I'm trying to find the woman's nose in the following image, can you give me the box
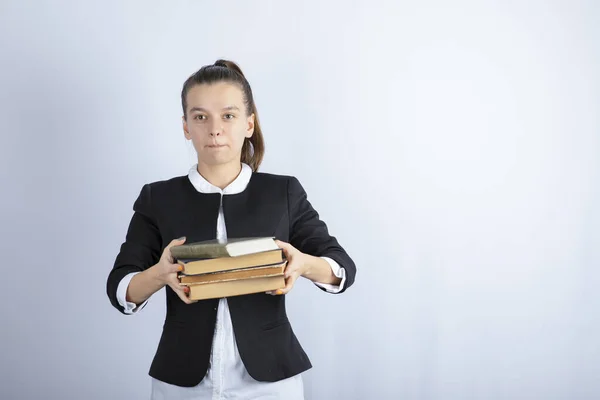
[209,125,222,136]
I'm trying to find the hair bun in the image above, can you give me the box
[214,59,246,78]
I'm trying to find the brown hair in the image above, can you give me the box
[181,59,265,171]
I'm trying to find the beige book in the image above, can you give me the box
[187,275,286,301]
[178,249,284,275]
[179,262,286,285]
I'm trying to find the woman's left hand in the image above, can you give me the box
[267,240,310,295]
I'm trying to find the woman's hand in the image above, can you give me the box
[267,240,310,295]
[266,240,343,296]
[152,237,196,304]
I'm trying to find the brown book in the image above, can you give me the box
[179,262,286,285]
[177,249,284,275]
[187,275,286,300]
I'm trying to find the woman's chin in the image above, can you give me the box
[198,153,239,167]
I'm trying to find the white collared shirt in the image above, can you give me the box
[116,163,346,399]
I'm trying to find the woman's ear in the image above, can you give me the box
[183,116,191,140]
[246,113,255,138]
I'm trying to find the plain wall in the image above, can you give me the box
[1,1,598,399]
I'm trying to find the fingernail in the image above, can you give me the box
[276,289,283,295]
[178,266,183,271]
[177,236,186,240]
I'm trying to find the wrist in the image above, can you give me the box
[301,254,316,278]
[147,264,164,286]
[303,255,340,285]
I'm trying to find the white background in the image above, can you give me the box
[1,1,598,399]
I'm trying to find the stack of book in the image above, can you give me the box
[170,237,287,301]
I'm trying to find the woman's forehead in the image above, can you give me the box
[187,82,245,109]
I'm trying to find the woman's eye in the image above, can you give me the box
[224,114,234,120]
[194,115,206,120]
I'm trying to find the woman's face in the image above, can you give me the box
[183,82,254,169]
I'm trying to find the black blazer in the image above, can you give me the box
[106,171,356,387]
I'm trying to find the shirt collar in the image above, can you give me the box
[187,163,252,195]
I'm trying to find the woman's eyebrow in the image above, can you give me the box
[189,106,240,113]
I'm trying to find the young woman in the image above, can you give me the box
[106,59,357,399]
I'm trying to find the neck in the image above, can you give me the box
[196,161,243,190]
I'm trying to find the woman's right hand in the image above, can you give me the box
[153,237,196,304]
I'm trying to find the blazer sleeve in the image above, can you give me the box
[287,176,356,292]
[106,184,163,313]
